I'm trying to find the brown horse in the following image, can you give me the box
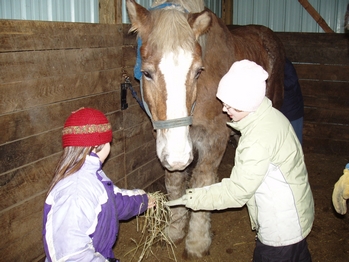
[126,0,285,258]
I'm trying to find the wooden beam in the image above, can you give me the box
[222,0,233,25]
[115,0,122,24]
[298,0,334,33]
[99,0,122,24]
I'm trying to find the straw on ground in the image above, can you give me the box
[124,191,177,262]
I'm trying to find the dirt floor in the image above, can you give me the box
[115,142,349,262]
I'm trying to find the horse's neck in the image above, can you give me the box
[202,15,236,76]
[209,15,233,52]
[152,0,204,12]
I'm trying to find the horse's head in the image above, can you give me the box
[126,0,211,171]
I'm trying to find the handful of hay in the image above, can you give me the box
[125,191,177,262]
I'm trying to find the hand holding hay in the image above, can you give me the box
[125,191,177,262]
[147,194,156,209]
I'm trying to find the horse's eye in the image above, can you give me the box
[142,71,152,80]
[195,67,204,79]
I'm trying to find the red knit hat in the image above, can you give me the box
[62,108,112,148]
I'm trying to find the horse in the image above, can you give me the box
[126,0,286,258]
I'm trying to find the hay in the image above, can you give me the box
[124,191,177,262]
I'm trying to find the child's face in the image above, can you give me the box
[96,142,111,163]
[223,103,249,122]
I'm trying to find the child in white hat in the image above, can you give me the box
[166,60,314,261]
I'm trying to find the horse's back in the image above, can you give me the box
[228,24,285,109]
[229,25,285,68]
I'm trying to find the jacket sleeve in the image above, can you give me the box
[114,188,148,220]
[185,142,270,211]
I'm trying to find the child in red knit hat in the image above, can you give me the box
[43,107,155,262]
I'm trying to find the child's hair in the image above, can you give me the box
[47,144,104,194]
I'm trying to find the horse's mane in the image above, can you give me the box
[148,8,196,55]
[152,0,204,12]
[150,0,206,55]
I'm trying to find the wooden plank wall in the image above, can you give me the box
[0,20,164,261]
[277,32,349,156]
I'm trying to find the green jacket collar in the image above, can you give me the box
[226,97,272,132]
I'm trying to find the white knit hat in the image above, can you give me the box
[216,59,268,112]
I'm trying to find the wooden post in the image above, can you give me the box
[298,0,334,33]
[99,0,122,24]
[115,0,122,24]
[222,0,233,25]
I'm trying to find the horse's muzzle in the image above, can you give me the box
[161,154,194,171]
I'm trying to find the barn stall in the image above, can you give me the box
[0,11,165,262]
[0,0,348,261]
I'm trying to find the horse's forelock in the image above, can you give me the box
[148,9,196,55]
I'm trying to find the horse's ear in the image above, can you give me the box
[187,8,212,40]
[126,0,151,34]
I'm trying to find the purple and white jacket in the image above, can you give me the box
[43,154,148,261]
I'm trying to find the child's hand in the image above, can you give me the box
[147,194,156,208]
[332,164,349,215]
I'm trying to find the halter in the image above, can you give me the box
[134,3,195,130]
